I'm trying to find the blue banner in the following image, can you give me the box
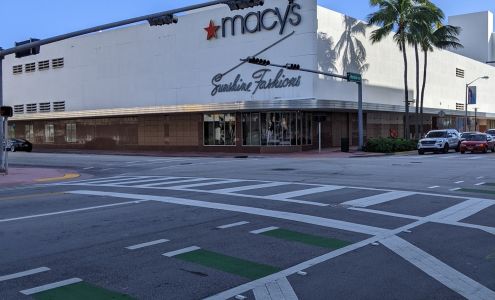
[468,86,477,105]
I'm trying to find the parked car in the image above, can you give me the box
[460,131,479,142]
[417,129,461,155]
[460,133,494,154]
[486,129,495,138]
[4,139,33,152]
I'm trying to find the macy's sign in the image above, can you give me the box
[204,1,302,40]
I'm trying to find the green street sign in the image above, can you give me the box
[347,72,362,83]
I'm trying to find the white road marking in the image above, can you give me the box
[250,227,279,234]
[99,177,179,187]
[163,246,201,257]
[0,267,50,282]
[56,175,130,184]
[73,176,150,185]
[449,188,461,191]
[68,190,387,235]
[0,200,146,223]
[20,278,83,295]
[381,236,495,300]
[467,156,482,160]
[475,182,486,186]
[477,176,485,180]
[136,178,209,188]
[126,239,170,250]
[83,167,94,170]
[268,186,344,200]
[171,179,243,189]
[217,221,250,229]
[212,182,288,194]
[428,186,440,189]
[430,199,494,222]
[348,207,419,220]
[342,191,415,208]
[254,277,299,300]
[454,181,464,184]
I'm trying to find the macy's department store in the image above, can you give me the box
[4,0,495,152]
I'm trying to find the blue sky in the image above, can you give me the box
[0,0,493,48]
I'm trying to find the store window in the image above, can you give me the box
[203,113,236,146]
[66,123,77,143]
[243,112,312,146]
[25,124,34,141]
[44,124,54,143]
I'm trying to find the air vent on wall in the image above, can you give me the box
[39,102,51,113]
[13,65,23,75]
[38,60,50,71]
[52,58,64,69]
[26,103,37,113]
[456,68,465,78]
[53,101,65,112]
[25,63,36,73]
[456,103,465,111]
[14,105,24,114]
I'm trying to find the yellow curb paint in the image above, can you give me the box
[35,173,80,183]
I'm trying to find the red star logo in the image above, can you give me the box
[204,20,220,40]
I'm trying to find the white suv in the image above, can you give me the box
[418,129,461,155]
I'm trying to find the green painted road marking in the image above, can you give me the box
[459,188,495,195]
[33,282,135,300]
[261,228,351,249]
[175,249,280,280]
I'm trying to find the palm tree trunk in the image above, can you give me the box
[414,43,420,139]
[420,50,428,135]
[402,39,410,140]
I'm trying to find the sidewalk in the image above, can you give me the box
[0,168,80,187]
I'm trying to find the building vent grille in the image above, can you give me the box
[38,60,50,71]
[26,103,37,113]
[13,65,23,75]
[53,101,65,112]
[39,102,51,113]
[456,103,465,111]
[456,68,465,78]
[14,105,24,114]
[25,63,36,73]
[52,58,64,69]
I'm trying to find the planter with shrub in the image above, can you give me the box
[364,137,417,153]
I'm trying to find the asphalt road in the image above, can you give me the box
[1,151,494,300]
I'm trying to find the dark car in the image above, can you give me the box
[460,133,494,154]
[5,139,33,152]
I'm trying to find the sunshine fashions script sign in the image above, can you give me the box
[211,68,302,96]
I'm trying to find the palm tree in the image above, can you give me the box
[418,24,462,134]
[409,0,444,138]
[368,0,438,139]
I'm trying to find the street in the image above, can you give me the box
[1,152,494,299]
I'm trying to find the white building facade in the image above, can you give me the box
[3,0,495,152]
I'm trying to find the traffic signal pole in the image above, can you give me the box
[0,56,5,174]
[243,58,364,151]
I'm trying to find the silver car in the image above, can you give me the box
[418,129,461,155]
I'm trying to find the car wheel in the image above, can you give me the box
[11,146,16,152]
[461,151,465,154]
[483,147,488,154]
[443,144,449,154]
[418,149,424,155]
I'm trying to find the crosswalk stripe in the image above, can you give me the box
[342,191,415,207]
[172,179,244,189]
[136,178,208,188]
[213,182,288,194]
[269,186,344,200]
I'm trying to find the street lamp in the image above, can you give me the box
[465,76,489,132]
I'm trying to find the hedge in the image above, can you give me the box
[364,137,417,153]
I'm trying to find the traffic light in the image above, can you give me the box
[247,56,270,66]
[0,106,13,118]
[15,38,40,58]
[286,63,300,70]
[224,0,264,11]
[147,14,178,26]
